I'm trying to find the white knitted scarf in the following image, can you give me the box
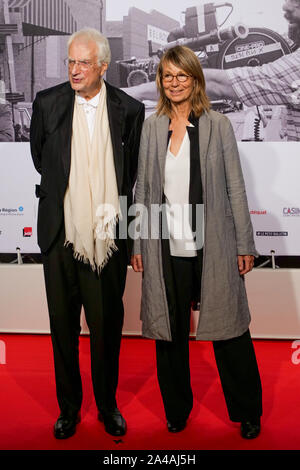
[64,81,120,272]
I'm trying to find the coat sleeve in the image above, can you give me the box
[132,118,150,255]
[30,93,44,174]
[221,116,259,257]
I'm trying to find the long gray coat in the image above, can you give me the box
[133,109,258,341]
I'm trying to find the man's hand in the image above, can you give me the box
[238,255,254,275]
[123,82,158,102]
[131,254,144,272]
[203,68,239,101]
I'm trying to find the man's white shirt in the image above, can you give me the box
[75,89,102,139]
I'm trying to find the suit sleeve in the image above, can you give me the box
[30,93,45,174]
[127,102,145,189]
[221,116,259,257]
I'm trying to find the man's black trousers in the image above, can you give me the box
[42,226,127,417]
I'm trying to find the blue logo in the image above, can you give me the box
[18,206,24,212]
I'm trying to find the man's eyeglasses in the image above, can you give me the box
[162,73,192,83]
[64,59,98,71]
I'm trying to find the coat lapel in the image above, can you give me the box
[105,81,124,194]
[155,111,212,187]
[59,83,75,182]
[155,114,169,184]
[198,111,212,190]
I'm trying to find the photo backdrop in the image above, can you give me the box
[0,0,299,255]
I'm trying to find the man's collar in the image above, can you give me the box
[75,89,101,107]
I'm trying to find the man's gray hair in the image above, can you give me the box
[68,28,111,65]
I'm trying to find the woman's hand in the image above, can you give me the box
[131,254,144,272]
[238,255,254,275]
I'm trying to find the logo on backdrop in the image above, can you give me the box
[256,231,288,236]
[0,206,25,216]
[23,227,32,237]
[283,207,300,216]
[250,210,267,215]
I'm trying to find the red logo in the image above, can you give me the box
[23,227,32,237]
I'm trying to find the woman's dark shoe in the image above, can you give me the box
[54,412,81,439]
[240,420,261,439]
[167,419,187,433]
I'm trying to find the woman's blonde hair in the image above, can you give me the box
[156,45,210,118]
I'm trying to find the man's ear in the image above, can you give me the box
[100,62,108,76]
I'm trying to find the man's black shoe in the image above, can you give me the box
[167,419,187,433]
[240,420,261,439]
[98,408,127,436]
[54,413,81,439]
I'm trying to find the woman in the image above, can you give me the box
[131,46,262,439]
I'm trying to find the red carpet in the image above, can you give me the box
[0,333,300,451]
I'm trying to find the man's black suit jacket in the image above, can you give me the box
[30,80,145,258]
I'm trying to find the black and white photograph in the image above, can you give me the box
[1,0,300,141]
[1,2,300,255]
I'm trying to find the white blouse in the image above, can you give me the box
[164,130,197,257]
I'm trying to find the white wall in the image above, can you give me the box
[1,265,300,339]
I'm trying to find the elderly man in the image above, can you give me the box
[30,28,144,439]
